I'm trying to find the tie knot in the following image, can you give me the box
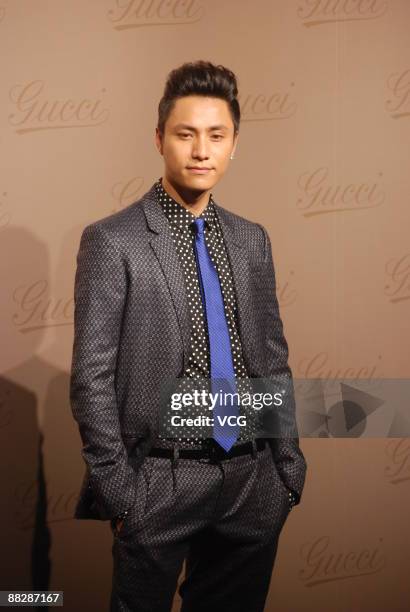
[192,218,205,236]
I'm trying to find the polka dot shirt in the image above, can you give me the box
[155,177,259,448]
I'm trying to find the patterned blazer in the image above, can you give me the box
[69,181,307,521]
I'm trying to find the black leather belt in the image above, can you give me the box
[147,438,267,461]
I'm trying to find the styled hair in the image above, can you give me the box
[157,60,240,138]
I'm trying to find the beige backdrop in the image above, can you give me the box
[1,0,409,610]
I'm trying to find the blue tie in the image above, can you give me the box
[192,218,239,452]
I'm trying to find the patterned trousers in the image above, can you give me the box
[110,443,291,612]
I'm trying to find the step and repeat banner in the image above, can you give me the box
[1,1,409,611]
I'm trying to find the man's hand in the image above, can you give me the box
[112,507,130,535]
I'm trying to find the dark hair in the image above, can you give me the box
[157,60,240,138]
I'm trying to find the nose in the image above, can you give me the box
[191,135,210,160]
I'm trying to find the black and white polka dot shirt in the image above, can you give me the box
[155,177,259,448]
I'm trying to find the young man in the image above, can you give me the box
[70,60,307,612]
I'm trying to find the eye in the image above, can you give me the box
[178,133,191,138]
[212,134,224,140]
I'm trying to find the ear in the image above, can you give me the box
[231,131,239,157]
[155,127,163,155]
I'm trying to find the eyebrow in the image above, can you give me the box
[173,123,229,132]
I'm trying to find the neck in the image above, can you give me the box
[161,174,211,218]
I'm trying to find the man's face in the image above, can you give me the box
[155,95,238,192]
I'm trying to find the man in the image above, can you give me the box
[70,60,307,612]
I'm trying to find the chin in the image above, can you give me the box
[183,173,216,187]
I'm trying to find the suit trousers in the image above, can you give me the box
[109,442,292,612]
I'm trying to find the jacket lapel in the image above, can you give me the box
[213,204,261,375]
[141,183,260,376]
[142,184,193,371]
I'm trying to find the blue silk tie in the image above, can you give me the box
[192,218,239,452]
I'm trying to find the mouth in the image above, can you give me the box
[186,167,212,174]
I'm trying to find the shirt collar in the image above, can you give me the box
[155,176,218,234]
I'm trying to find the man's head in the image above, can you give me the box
[155,60,240,195]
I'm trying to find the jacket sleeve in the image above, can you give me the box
[257,223,307,505]
[69,223,137,519]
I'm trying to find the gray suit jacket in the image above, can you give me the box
[70,181,307,521]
